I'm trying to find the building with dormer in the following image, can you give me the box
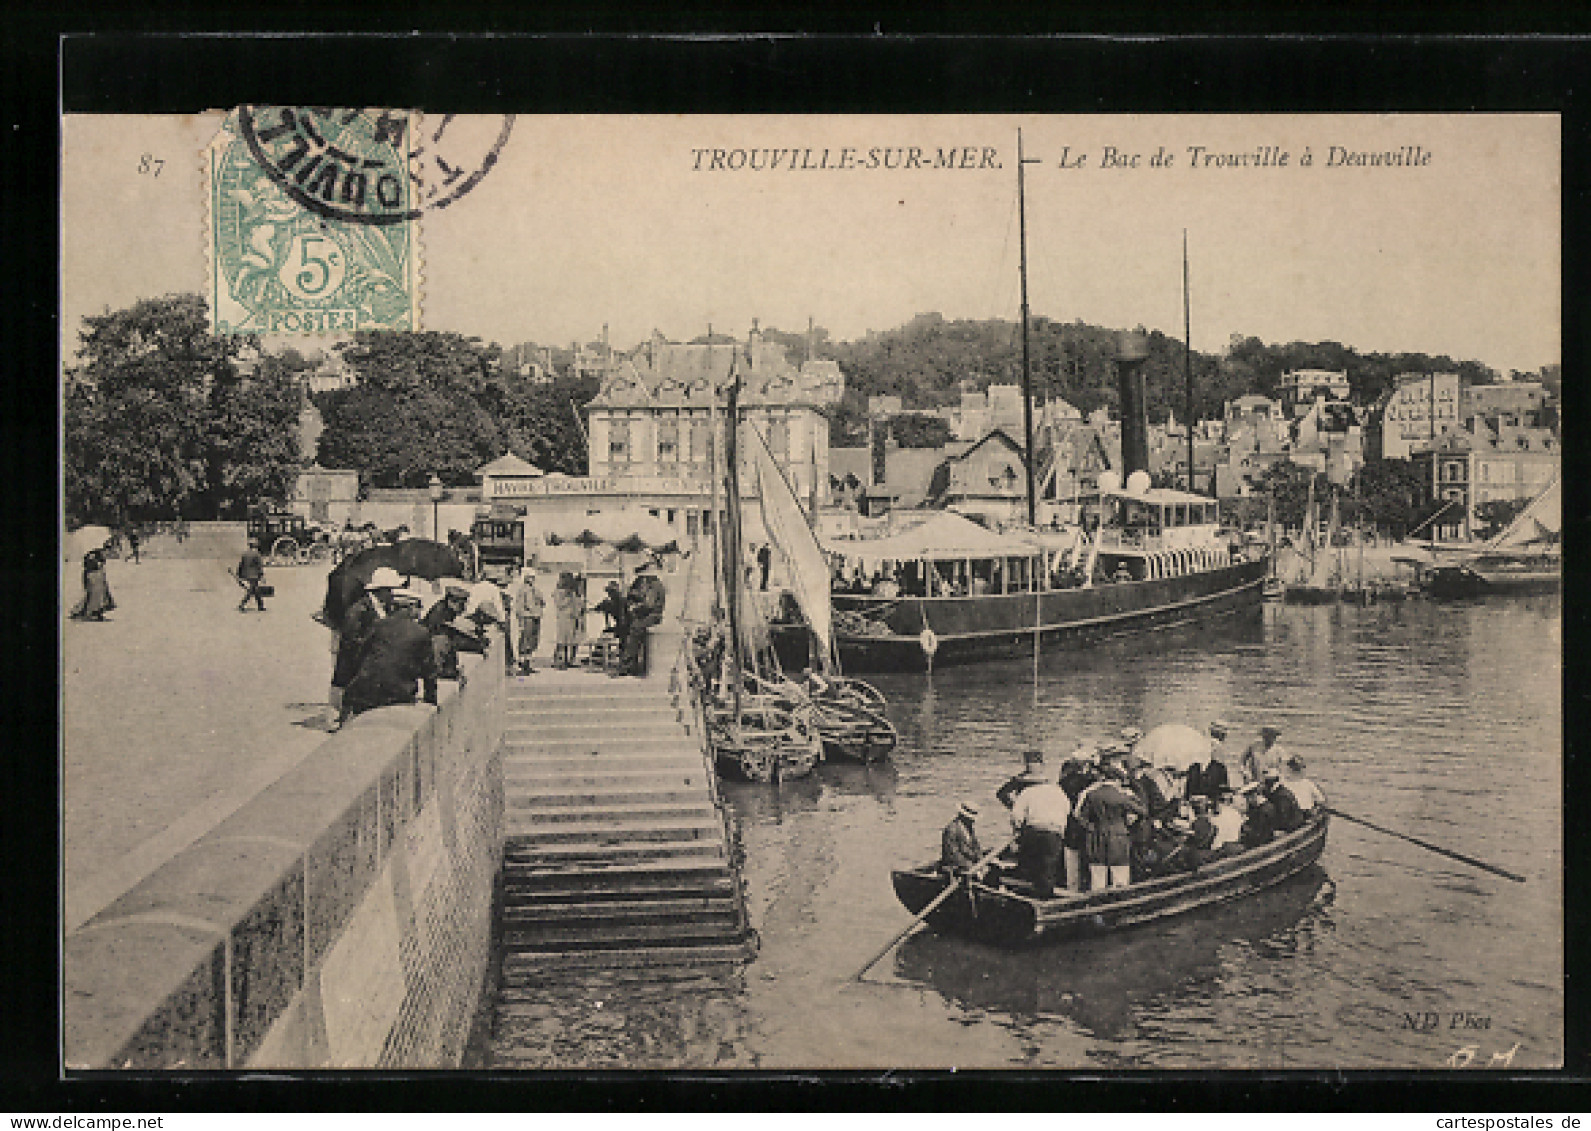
[585,327,845,506]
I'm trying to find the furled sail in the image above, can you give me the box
[743,419,834,670]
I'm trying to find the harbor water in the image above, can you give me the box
[484,594,1563,1069]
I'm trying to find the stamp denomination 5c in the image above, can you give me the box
[207,107,422,335]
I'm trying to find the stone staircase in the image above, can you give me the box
[496,670,754,983]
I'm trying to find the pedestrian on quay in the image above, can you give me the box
[1008,755,1073,898]
[329,566,402,727]
[620,558,667,677]
[940,801,986,881]
[421,581,474,681]
[126,527,141,564]
[551,572,583,669]
[757,544,773,591]
[235,543,268,612]
[69,549,116,622]
[506,566,545,675]
[340,587,439,722]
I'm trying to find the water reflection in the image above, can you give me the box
[894,869,1334,1041]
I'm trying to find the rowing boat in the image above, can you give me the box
[891,810,1328,946]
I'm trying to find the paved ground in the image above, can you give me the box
[61,551,698,932]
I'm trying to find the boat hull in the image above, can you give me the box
[891,811,1328,946]
[834,558,1267,671]
[1425,564,1561,600]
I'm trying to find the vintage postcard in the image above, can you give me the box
[61,110,1561,1072]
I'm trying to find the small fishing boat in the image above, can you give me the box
[890,810,1328,946]
[1422,474,1561,600]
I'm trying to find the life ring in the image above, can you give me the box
[919,627,939,657]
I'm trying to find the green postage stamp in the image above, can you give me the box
[207,107,422,335]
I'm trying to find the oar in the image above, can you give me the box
[1326,806,1526,884]
[854,836,1015,982]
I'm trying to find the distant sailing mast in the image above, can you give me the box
[1017,129,1042,528]
[1183,230,1197,494]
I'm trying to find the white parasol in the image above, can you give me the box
[1135,723,1212,771]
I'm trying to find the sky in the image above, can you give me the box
[62,113,1560,375]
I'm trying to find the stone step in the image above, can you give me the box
[501,868,736,902]
[506,723,691,744]
[504,735,702,754]
[503,839,725,866]
[507,787,707,809]
[502,750,706,774]
[506,804,720,828]
[505,767,707,790]
[499,941,755,978]
[500,895,740,925]
[502,818,723,847]
[506,698,681,716]
[502,920,745,952]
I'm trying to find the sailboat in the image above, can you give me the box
[1262,496,1285,600]
[1284,477,1341,604]
[690,360,825,783]
[1424,473,1561,599]
[825,132,1268,671]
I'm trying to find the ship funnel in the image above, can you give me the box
[1115,328,1151,477]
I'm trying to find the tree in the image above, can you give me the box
[64,294,303,524]
[315,331,505,487]
[889,413,952,449]
[1348,458,1430,538]
[1252,460,1328,531]
[1474,497,1528,540]
[493,373,601,476]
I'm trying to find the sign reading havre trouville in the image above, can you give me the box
[488,475,756,499]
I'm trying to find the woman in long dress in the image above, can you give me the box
[70,549,115,621]
[552,572,582,668]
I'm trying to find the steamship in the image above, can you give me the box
[821,138,1267,673]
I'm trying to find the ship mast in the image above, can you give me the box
[1183,230,1197,494]
[1017,128,1042,528]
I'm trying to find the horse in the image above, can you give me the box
[318,538,470,628]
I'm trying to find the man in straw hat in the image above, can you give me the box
[1239,724,1285,786]
[1074,750,1148,890]
[328,565,404,730]
[995,748,1050,810]
[1279,753,1327,815]
[940,800,986,880]
[1008,757,1073,899]
[1189,720,1234,800]
[340,585,439,724]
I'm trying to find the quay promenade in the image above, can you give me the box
[63,554,346,932]
[62,540,736,1068]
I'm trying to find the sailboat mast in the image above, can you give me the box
[1183,230,1196,494]
[724,360,745,718]
[1017,128,1039,528]
[707,332,724,617]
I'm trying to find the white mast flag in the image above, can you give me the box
[742,419,834,670]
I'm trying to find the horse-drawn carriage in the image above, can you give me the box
[247,509,336,566]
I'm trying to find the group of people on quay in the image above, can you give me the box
[941,721,1328,897]
[324,555,670,728]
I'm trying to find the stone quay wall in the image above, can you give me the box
[64,642,506,1070]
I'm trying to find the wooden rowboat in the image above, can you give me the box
[891,810,1328,946]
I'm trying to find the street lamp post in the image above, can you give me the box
[428,474,444,542]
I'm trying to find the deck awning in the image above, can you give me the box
[820,511,1040,560]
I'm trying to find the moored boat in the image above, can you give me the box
[1422,473,1560,600]
[890,810,1328,946]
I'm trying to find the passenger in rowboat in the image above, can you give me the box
[995,749,1049,810]
[1007,754,1073,899]
[1238,780,1279,847]
[1278,754,1327,814]
[1074,753,1148,891]
[1058,756,1098,894]
[940,801,988,881]
[1239,724,1285,785]
[1259,767,1306,833]
[1187,720,1234,800]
